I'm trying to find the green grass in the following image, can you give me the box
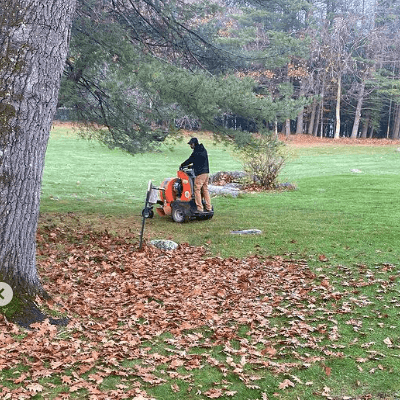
[6,125,400,399]
[138,141,400,270]
[42,126,400,268]
[41,126,241,214]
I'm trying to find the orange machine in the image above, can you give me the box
[142,168,214,223]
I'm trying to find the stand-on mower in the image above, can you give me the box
[142,167,214,223]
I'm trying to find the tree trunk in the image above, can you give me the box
[318,71,326,138]
[392,104,400,140]
[274,118,278,139]
[350,81,365,139]
[296,81,306,134]
[386,99,393,139]
[334,75,341,139]
[0,0,76,307]
[313,103,320,136]
[368,124,374,138]
[318,99,324,137]
[296,108,304,135]
[308,99,317,135]
[285,118,291,136]
[361,114,370,139]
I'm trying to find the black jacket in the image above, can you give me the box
[181,143,209,176]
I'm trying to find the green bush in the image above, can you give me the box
[240,133,287,189]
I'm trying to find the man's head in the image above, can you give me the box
[188,137,199,149]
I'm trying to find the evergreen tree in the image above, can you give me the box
[58,0,310,152]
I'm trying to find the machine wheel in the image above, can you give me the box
[142,207,154,219]
[171,204,187,223]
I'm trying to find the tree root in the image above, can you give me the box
[10,297,69,329]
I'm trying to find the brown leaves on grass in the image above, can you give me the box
[280,133,400,148]
[0,225,396,399]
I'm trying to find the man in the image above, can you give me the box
[180,137,212,213]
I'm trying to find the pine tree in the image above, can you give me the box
[58,0,311,151]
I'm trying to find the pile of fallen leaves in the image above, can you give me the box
[0,225,396,399]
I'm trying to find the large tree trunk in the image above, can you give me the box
[334,75,341,139]
[308,99,317,135]
[318,71,326,138]
[361,114,370,139]
[296,107,304,135]
[274,118,278,139]
[284,118,291,136]
[313,103,320,136]
[350,81,365,139]
[296,81,306,134]
[318,99,324,137]
[0,0,76,311]
[392,104,400,140]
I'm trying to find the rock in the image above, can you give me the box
[209,171,247,184]
[208,183,243,197]
[230,229,262,235]
[150,239,178,250]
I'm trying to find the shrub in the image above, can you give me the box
[239,133,287,189]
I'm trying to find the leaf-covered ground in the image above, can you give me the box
[1,225,399,399]
[279,133,400,148]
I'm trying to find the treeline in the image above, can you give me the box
[57,0,400,151]
[200,0,400,139]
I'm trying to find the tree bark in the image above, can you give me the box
[296,107,304,135]
[285,118,291,136]
[318,70,326,138]
[274,118,278,139]
[392,104,400,140]
[361,114,370,139]
[308,99,317,135]
[334,75,341,139]
[350,81,365,139]
[296,81,306,134]
[0,0,76,303]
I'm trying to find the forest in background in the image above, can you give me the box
[57,0,400,151]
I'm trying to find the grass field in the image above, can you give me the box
[41,125,400,267]
[2,124,400,400]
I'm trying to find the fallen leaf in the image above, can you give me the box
[383,337,392,346]
[61,375,72,384]
[26,383,44,394]
[171,384,180,393]
[204,388,223,398]
[279,379,295,389]
[13,373,28,384]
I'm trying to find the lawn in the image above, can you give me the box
[40,125,400,267]
[1,124,400,400]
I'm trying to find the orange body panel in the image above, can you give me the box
[157,170,193,216]
[160,177,177,203]
[177,170,193,201]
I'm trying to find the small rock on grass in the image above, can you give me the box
[230,229,262,235]
[150,239,179,250]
